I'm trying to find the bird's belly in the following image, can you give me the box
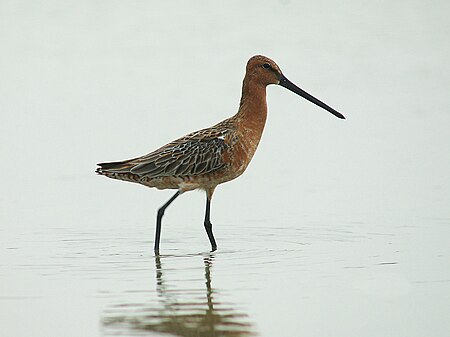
[141,174,225,192]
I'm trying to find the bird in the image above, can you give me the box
[96,55,345,254]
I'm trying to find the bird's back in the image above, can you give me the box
[96,117,245,191]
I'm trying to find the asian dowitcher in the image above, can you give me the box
[96,55,345,254]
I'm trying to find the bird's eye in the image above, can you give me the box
[262,63,271,69]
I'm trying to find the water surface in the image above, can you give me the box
[1,1,449,336]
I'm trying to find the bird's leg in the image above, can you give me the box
[204,195,217,251]
[154,191,180,254]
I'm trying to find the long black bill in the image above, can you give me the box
[279,74,345,119]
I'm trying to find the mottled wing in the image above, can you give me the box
[129,135,229,178]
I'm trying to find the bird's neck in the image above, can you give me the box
[235,77,268,132]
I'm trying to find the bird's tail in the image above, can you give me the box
[95,159,134,175]
[96,159,145,184]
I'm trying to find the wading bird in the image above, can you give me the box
[96,55,345,254]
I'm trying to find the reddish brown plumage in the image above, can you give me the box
[97,55,280,198]
[96,55,344,252]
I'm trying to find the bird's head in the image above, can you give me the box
[245,55,345,119]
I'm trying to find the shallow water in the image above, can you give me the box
[2,202,449,336]
[1,1,450,336]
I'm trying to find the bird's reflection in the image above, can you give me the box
[103,253,255,336]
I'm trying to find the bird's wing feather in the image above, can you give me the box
[129,130,229,178]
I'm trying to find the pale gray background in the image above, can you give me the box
[1,1,449,337]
